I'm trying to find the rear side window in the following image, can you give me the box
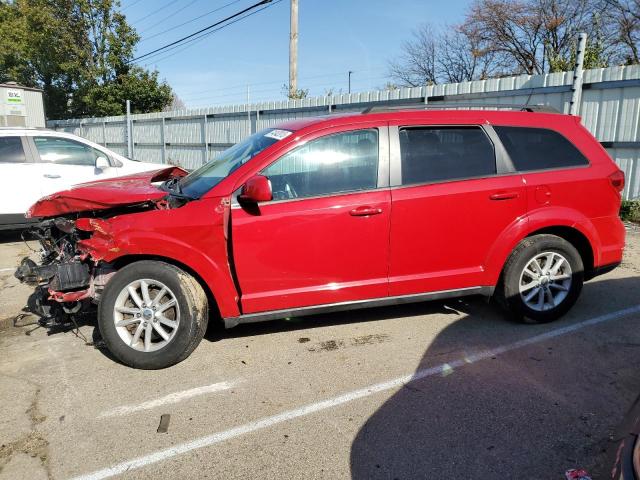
[494,126,589,172]
[0,137,27,163]
[399,126,496,185]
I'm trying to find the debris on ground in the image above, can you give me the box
[157,414,170,434]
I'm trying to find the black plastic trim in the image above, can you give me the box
[224,286,493,328]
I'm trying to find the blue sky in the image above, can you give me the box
[123,0,473,108]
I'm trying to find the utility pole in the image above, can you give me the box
[569,33,587,116]
[289,0,298,98]
[348,70,353,94]
[126,99,132,158]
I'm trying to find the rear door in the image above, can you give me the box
[231,125,391,314]
[0,135,43,221]
[387,122,527,296]
[29,135,118,196]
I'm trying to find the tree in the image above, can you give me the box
[388,24,503,86]
[281,83,309,99]
[438,27,503,82]
[82,67,173,116]
[604,0,640,63]
[389,0,634,87]
[389,24,438,87]
[164,93,186,111]
[0,0,173,119]
[461,0,617,74]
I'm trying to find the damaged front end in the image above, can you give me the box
[14,166,189,329]
[15,217,117,328]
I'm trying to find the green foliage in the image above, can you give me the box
[0,0,173,118]
[281,83,309,100]
[620,200,640,223]
[547,38,608,73]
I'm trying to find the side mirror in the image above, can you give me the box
[95,156,110,170]
[239,175,272,203]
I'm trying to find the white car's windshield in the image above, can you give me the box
[179,128,292,198]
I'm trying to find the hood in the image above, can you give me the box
[26,166,188,218]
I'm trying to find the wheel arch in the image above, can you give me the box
[110,254,223,323]
[484,209,601,286]
[524,226,594,275]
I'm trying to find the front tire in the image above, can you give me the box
[495,234,584,323]
[98,261,208,369]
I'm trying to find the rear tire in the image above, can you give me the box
[494,234,584,323]
[98,260,208,369]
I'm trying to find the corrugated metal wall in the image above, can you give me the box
[47,65,640,199]
[23,89,46,127]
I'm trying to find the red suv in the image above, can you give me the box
[16,107,626,369]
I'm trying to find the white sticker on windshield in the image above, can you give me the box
[264,129,292,140]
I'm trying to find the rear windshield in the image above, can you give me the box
[179,128,291,198]
[494,126,589,172]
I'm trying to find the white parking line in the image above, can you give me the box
[98,381,237,418]
[70,304,640,480]
[0,267,15,273]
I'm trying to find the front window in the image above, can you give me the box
[262,129,379,200]
[180,128,291,198]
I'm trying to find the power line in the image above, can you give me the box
[138,0,202,34]
[185,74,393,105]
[135,0,283,65]
[122,0,145,12]
[129,0,175,24]
[139,0,244,43]
[131,0,273,63]
[178,67,389,98]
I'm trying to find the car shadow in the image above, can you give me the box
[348,275,640,479]
[204,297,474,342]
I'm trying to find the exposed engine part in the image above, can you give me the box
[15,258,57,284]
[49,262,90,291]
[15,257,90,291]
[16,217,118,331]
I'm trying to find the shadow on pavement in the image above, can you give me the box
[349,275,640,479]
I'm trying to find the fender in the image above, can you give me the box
[109,232,240,318]
[75,200,241,318]
[482,206,601,285]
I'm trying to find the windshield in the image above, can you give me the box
[179,128,292,198]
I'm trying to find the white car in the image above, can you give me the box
[0,128,163,229]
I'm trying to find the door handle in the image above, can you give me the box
[349,206,383,216]
[43,174,61,179]
[489,191,519,201]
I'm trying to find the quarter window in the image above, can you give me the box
[0,137,27,163]
[262,129,379,200]
[399,127,495,185]
[494,126,589,171]
[34,137,101,166]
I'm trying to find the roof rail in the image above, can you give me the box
[361,103,561,114]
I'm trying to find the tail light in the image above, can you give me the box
[609,169,625,193]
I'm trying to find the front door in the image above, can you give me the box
[30,136,118,197]
[232,127,390,314]
[0,135,42,221]
[388,124,527,296]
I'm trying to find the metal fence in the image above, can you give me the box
[47,64,640,200]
